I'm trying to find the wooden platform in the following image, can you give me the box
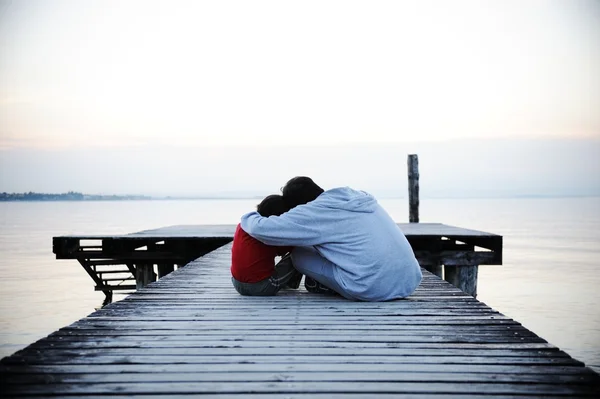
[53,223,503,266]
[2,243,599,398]
[52,223,503,303]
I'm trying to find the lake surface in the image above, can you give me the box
[0,197,599,372]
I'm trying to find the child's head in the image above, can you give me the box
[257,194,289,217]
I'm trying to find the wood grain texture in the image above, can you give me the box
[408,154,420,223]
[2,243,598,397]
[445,265,479,297]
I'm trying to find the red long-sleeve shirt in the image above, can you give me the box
[231,224,291,283]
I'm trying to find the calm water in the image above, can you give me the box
[0,197,599,371]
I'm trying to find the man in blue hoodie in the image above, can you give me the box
[240,176,422,301]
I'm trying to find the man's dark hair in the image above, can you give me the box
[257,194,290,217]
[281,176,324,208]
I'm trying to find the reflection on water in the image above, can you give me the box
[0,197,599,372]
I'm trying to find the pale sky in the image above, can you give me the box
[0,0,599,196]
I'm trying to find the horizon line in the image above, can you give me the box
[1,192,599,201]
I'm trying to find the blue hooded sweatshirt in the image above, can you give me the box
[240,187,422,301]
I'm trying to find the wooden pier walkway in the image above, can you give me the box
[2,242,599,397]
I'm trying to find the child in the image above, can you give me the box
[230,194,303,296]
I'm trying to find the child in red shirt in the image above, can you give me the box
[231,194,302,296]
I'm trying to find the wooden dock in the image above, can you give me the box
[2,242,599,397]
[51,223,503,304]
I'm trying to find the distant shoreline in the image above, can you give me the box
[0,197,265,202]
[0,192,264,202]
[0,192,151,202]
[1,192,598,202]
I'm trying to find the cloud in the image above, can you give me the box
[1,1,599,149]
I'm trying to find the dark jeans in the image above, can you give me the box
[232,255,302,296]
[291,246,353,299]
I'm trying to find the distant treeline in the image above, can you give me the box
[0,191,152,201]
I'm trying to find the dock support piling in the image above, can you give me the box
[135,264,155,289]
[444,265,478,298]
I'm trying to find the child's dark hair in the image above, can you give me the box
[257,194,290,217]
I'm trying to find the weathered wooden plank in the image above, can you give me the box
[64,320,522,330]
[3,381,599,396]
[51,324,532,333]
[39,334,546,344]
[89,299,500,311]
[87,308,502,316]
[5,370,598,385]
[46,331,544,343]
[98,297,489,305]
[109,295,481,301]
[2,363,595,375]
[29,340,556,350]
[1,395,591,399]
[6,347,570,358]
[2,354,584,366]
[46,327,537,337]
[126,288,471,294]
[85,311,500,318]
[43,337,542,346]
[78,315,506,322]
[85,309,498,316]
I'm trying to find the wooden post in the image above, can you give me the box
[444,265,478,298]
[135,264,154,289]
[408,154,441,276]
[407,154,419,223]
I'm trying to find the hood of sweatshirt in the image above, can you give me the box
[316,187,378,213]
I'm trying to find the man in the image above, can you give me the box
[240,176,422,301]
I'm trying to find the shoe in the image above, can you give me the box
[304,276,337,295]
[285,270,303,289]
